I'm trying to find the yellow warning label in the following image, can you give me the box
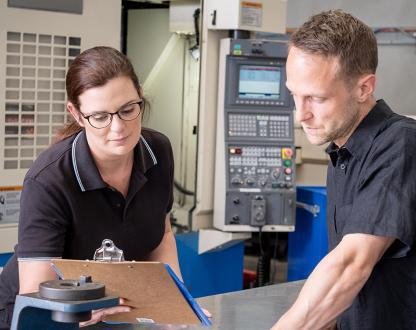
[242,1,263,9]
[0,186,23,191]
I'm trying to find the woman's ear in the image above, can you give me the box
[67,102,85,127]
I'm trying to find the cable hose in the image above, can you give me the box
[255,254,266,287]
[174,179,195,196]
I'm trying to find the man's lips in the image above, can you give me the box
[303,126,320,135]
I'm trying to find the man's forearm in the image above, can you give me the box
[272,234,394,330]
[274,251,369,329]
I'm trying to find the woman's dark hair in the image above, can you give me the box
[55,46,148,141]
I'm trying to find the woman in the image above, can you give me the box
[0,46,182,328]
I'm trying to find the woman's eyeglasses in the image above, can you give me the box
[80,101,143,129]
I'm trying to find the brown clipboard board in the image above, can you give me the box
[51,259,201,325]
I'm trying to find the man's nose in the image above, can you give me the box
[294,97,312,123]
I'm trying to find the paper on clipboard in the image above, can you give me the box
[51,259,205,325]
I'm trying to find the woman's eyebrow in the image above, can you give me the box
[82,98,141,114]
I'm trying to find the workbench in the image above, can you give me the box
[88,280,304,330]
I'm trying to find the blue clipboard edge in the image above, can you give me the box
[164,264,212,327]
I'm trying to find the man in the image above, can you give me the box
[272,10,416,330]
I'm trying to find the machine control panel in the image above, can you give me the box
[228,145,294,189]
[214,38,296,232]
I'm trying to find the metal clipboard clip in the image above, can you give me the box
[93,239,125,262]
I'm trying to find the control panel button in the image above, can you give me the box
[282,148,293,159]
[246,177,255,185]
[284,159,292,167]
[284,168,292,175]
[230,215,240,224]
[272,169,281,179]
[255,211,265,221]
[259,179,267,187]
[229,147,242,154]
[231,176,242,185]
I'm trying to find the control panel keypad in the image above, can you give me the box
[228,146,294,189]
[229,114,290,138]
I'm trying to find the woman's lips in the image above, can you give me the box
[109,136,128,143]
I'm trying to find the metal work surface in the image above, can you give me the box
[88,280,304,330]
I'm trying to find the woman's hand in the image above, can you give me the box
[79,298,131,327]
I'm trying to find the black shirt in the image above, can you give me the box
[326,100,416,330]
[0,128,174,328]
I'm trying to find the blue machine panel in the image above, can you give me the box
[176,232,244,298]
[287,187,328,281]
[0,253,13,267]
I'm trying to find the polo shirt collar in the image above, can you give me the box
[326,99,394,164]
[71,130,158,192]
[136,134,158,172]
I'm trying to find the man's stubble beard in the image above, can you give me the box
[322,97,361,147]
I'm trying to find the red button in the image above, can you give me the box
[284,148,293,158]
[284,168,292,175]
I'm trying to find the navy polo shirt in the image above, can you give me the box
[326,100,416,329]
[0,127,174,328]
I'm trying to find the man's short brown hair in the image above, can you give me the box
[290,10,378,82]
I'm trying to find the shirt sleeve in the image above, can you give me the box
[343,128,416,257]
[17,177,69,259]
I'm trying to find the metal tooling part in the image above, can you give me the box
[11,276,118,329]
[39,276,105,301]
[94,239,125,262]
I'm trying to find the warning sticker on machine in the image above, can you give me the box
[241,1,263,27]
[0,186,22,224]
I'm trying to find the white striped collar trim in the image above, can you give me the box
[72,131,86,192]
[71,133,157,192]
[141,135,158,165]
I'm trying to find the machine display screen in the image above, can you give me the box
[238,65,281,99]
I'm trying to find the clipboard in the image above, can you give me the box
[51,259,211,326]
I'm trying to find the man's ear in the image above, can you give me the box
[67,102,85,127]
[355,74,376,103]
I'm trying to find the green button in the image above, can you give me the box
[271,182,279,189]
[284,160,292,167]
[234,44,241,50]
